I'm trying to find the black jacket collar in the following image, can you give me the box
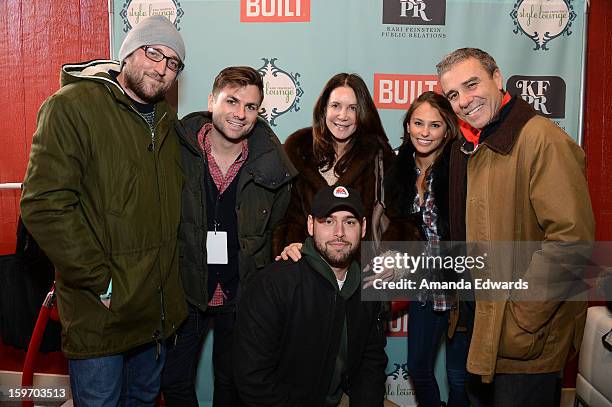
[479,97,537,155]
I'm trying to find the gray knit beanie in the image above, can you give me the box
[118,16,185,69]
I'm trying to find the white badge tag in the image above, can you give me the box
[207,231,228,264]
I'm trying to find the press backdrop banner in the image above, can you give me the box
[111,1,588,405]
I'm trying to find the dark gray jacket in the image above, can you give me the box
[234,238,388,406]
[176,111,297,311]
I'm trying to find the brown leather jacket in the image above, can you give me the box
[272,127,396,256]
[449,98,595,381]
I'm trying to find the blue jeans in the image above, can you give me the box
[408,302,469,407]
[69,342,165,407]
[160,303,245,407]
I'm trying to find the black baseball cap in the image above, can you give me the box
[311,185,365,219]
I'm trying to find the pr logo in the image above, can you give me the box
[507,75,566,118]
[382,0,446,26]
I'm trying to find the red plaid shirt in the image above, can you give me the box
[197,123,249,194]
[413,165,451,311]
[197,123,249,306]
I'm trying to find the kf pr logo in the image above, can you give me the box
[507,75,566,119]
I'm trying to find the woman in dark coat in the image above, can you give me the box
[272,73,399,255]
[385,91,469,407]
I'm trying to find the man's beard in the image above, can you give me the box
[124,70,169,104]
[315,239,359,269]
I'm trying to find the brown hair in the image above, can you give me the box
[212,66,264,103]
[312,73,392,174]
[436,47,499,78]
[402,91,459,153]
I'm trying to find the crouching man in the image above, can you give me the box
[233,185,388,406]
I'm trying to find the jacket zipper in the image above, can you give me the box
[153,112,168,342]
[129,105,170,348]
[149,112,166,151]
[129,105,167,152]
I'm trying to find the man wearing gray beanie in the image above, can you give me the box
[21,15,187,407]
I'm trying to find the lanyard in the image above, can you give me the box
[204,169,222,232]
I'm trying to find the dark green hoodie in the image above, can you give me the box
[302,237,361,405]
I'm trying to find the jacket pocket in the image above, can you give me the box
[239,234,271,268]
[107,160,138,217]
[498,303,552,360]
[237,189,274,237]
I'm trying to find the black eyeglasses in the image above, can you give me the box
[141,46,184,72]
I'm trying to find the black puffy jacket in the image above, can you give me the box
[176,112,296,311]
[233,238,388,406]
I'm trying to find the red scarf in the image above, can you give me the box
[459,92,511,146]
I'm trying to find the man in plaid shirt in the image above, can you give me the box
[160,66,297,406]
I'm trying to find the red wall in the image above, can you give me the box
[0,0,109,373]
[584,1,612,241]
[0,0,110,254]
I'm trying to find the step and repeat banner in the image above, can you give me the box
[111,0,587,405]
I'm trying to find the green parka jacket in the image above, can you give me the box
[176,111,297,311]
[20,60,187,358]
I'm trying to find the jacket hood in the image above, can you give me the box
[61,59,124,95]
[301,237,360,299]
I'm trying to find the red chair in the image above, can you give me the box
[21,283,59,407]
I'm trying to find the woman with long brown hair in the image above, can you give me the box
[385,91,469,407]
[272,73,397,254]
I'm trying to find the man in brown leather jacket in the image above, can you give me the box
[438,47,595,407]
